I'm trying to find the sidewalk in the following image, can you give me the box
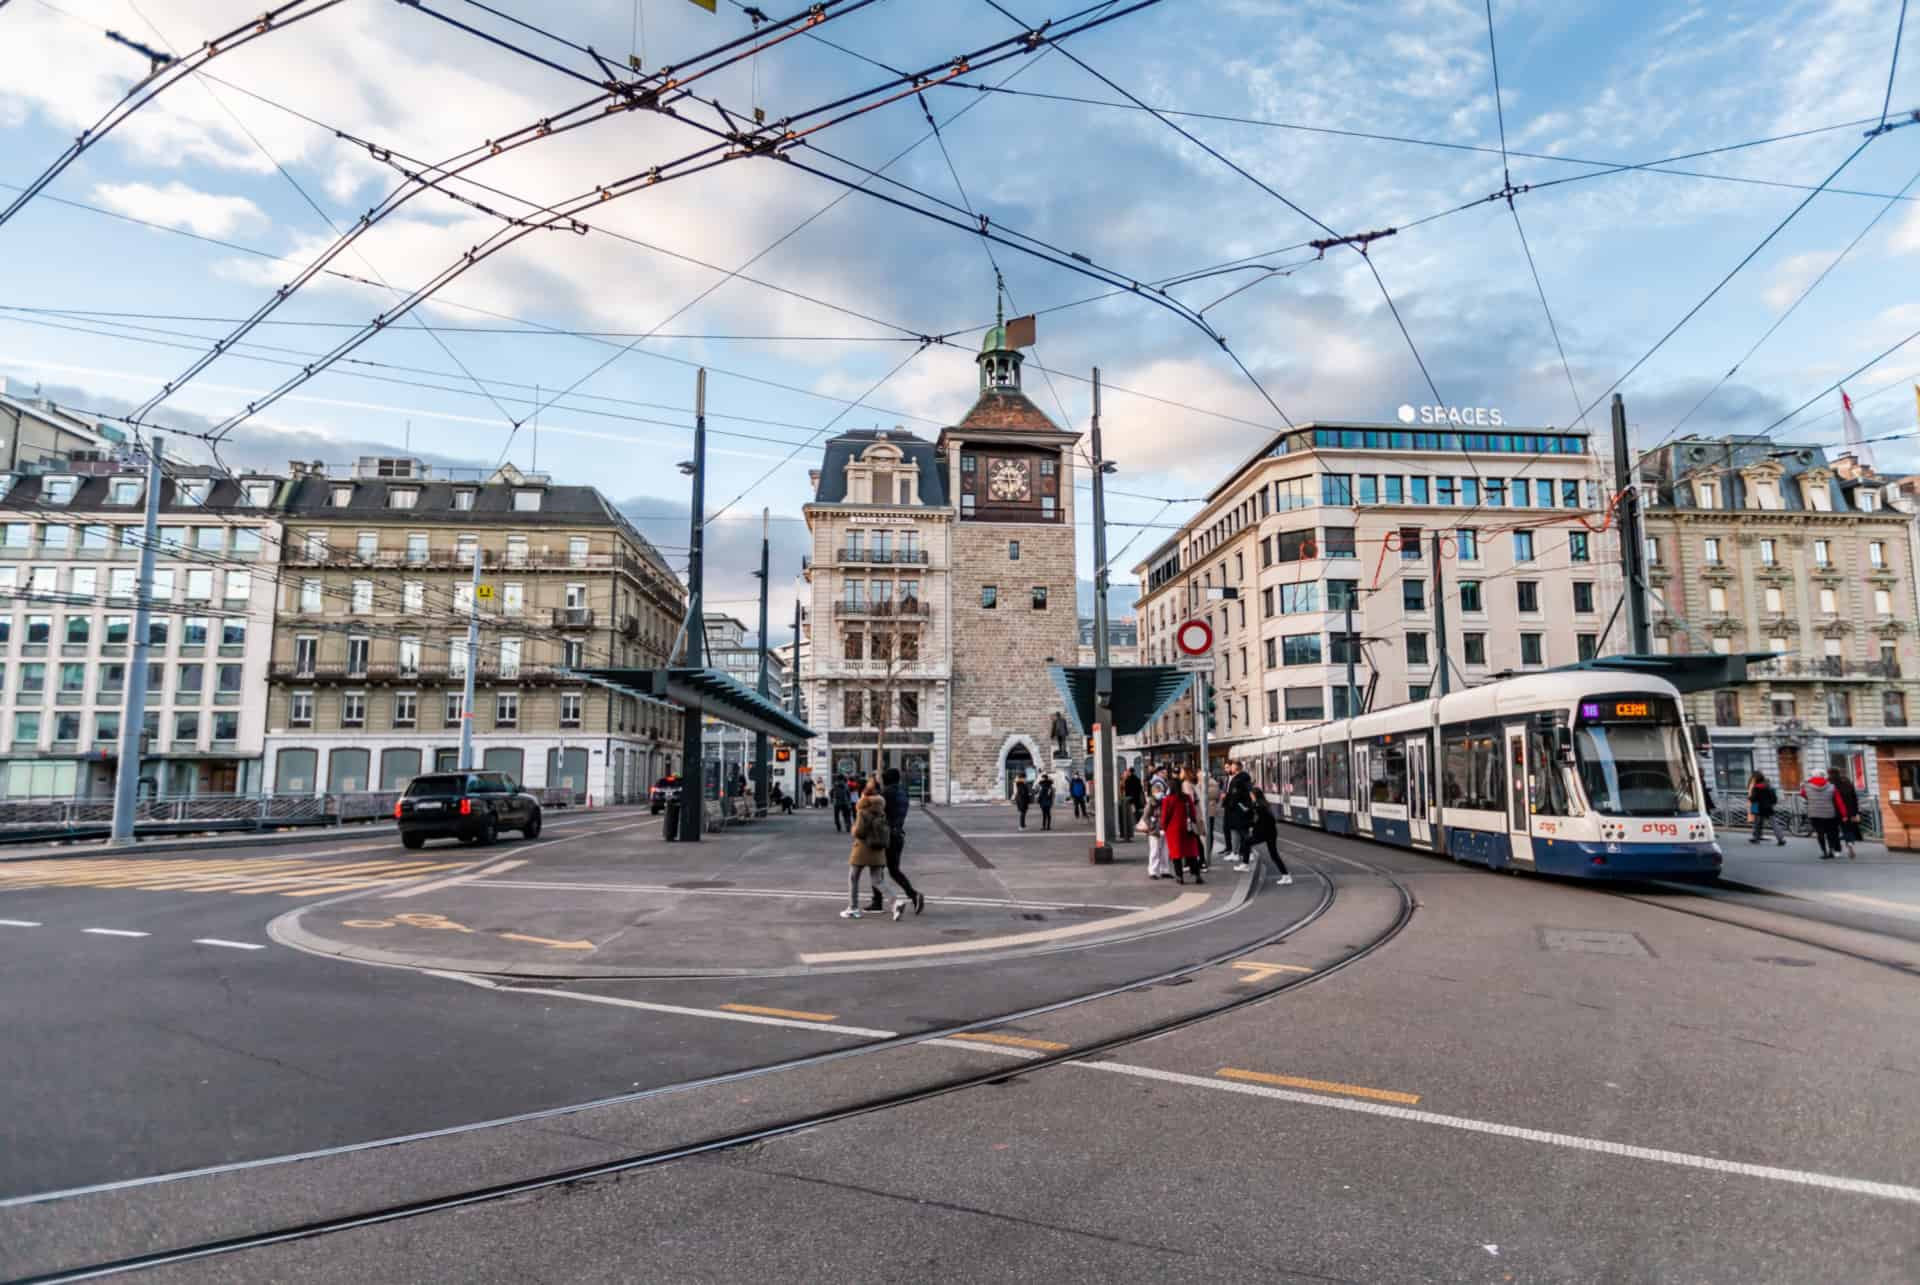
[1713,828,1920,923]
[270,801,1280,978]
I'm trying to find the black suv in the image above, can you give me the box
[649,775,682,814]
[396,771,543,848]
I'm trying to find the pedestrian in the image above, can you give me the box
[1145,773,1172,878]
[1069,774,1087,819]
[1224,762,1255,868]
[830,775,852,833]
[1747,771,1784,846]
[801,775,814,808]
[843,781,892,919]
[1013,774,1032,829]
[1248,787,1292,885]
[1832,768,1861,859]
[1123,767,1145,834]
[875,767,926,919]
[1037,774,1056,830]
[1163,769,1204,884]
[1800,768,1844,860]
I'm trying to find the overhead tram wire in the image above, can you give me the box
[1880,0,1911,134]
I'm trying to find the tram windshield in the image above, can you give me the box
[1572,695,1698,817]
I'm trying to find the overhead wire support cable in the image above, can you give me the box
[1878,0,1910,133]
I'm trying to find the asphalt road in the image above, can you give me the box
[8,816,1920,1282]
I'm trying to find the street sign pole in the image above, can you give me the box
[459,544,480,771]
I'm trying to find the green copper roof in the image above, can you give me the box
[980,324,1007,353]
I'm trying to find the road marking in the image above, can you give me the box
[193,938,266,951]
[477,880,1139,913]
[1218,1067,1421,1105]
[799,891,1209,964]
[441,975,894,1037]
[1230,960,1314,983]
[1822,892,1920,918]
[498,932,595,951]
[0,856,468,898]
[479,860,527,875]
[0,918,41,927]
[924,1037,1045,1060]
[719,1003,838,1022]
[1083,1062,1920,1204]
[380,820,656,898]
[945,1031,1070,1052]
[81,927,148,937]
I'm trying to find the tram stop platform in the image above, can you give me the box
[271,802,1270,978]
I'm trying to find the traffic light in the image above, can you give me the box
[1203,680,1217,733]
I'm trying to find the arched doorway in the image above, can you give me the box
[1003,743,1034,797]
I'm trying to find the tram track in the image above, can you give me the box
[10,855,1414,1282]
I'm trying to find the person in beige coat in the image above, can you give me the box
[843,781,893,919]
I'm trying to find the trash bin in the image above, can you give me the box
[662,799,680,841]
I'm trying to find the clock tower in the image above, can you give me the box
[936,297,1082,801]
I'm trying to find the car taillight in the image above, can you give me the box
[460,798,472,815]
[394,800,403,819]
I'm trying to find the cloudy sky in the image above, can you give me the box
[3,0,1918,635]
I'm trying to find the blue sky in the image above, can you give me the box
[3,0,1918,627]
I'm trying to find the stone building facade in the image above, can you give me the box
[937,325,1080,800]
[1133,421,1618,765]
[261,459,684,805]
[1641,436,1920,815]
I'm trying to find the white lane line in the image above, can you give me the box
[0,918,41,927]
[193,938,267,951]
[382,821,657,899]
[441,973,896,1038]
[81,927,149,937]
[923,1037,1045,1061]
[799,891,1210,965]
[475,880,1141,914]
[1081,1061,1920,1205]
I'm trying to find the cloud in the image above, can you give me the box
[1893,202,1920,255]
[1761,249,1833,312]
[90,181,265,237]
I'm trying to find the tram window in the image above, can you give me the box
[1324,742,1350,799]
[1527,723,1575,816]
[1573,696,1699,816]
[1441,723,1505,811]
[1371,741,1408,805]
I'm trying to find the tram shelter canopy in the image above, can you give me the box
[1547,652,1776,696]
[1048,665,1196,738]
[569,666,814,743]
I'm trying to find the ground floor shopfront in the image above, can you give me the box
[0,752,263,799]
[811,730,940,800]
[263,734,673,805]
[1704,729,1880,820]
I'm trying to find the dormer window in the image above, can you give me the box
[1804,481,1832,512]
[108,478,142,506]
[1751,480,1778,510]
[388,488,419,510]
[42,477,75,505]
[1693,480,1717,508]
[177,479,210,506]
[513,490,542,512]
[1858,490,1878,512]
[243,480,273,508]
[331,484,354,507]
[452,489,476,511]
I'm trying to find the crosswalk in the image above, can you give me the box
[0,856,471,898]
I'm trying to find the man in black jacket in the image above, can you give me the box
[871,768,925,918]
[1222,760,1254,861]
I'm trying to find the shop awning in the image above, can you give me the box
[1048,665,1196,738]
[1548,652,1776,695]
[570,667,814,743]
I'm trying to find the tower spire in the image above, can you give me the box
[995,269,1004,330]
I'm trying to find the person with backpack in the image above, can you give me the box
[843,779,893,919]
[830,775,853,833]
[873,767,924,918]
[1013,774,1032,829]
[1832,767,1861,859]
[1036,774,1057,831]
[1247,787,1292,885]
[1122,767,1146,834]
[1801,768,1845,860]
[1747,771,1784,846]
[1068,774,1087,819]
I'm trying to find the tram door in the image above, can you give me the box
[1407,739,1431,847]
[1305,750,1321,826]
[1503,725,1532,868]
[1354,746,1371,837]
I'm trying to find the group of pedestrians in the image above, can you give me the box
[1136,759,1291,886]
[844,767,930,920]
[1747,767,1861,859]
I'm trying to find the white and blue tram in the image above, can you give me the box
[1229,672,1722,880]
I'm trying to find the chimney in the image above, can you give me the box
[1833,452,1859,479]
[287,461,307,478]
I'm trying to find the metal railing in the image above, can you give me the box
[1750,657,1902,681]
[0,786,595,840]
[1709,797,1883,841]
[835,548,929,565]
[551,606,595,628]
[831,599,930,619]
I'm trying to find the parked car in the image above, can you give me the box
[396,771,542,848]
[649,775,683,814]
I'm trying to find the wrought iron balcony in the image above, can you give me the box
[831,598,930,619]
[1750,657,1902,682]
[551,606,595,628]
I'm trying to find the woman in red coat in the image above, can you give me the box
[1161,772,1204,885]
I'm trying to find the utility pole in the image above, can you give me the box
[109,434,163,845]
[1194,674,1212,852]
[1430,530,1451,696]
[459,543,481,770]
[1612,393,1651,655]
[677,370,709,841]
[791,592,804,794]
[1343,590,1359,719]
[753,508,771,816]
[1088,367,1120,860]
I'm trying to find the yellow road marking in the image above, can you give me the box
[498,932,595,951]
[945,1031,1070,1052]
[1218,1068,1420,1105]
[719,1003,838,1022]
[1230,960,1314,983]
[0,856,466,898]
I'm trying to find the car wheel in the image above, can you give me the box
[477,814,498,846]
[523,808,542,839]
[401,832,425,850]
[651,803,662,814]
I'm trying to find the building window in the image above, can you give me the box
[982,585,997,609]
[506,536,528,565]
[388,488,418,510]
[1406,632,1429,665]
[1876,589,1893,616]
[299,579,322,613]
[290,691,314,728]
[559,692,582,727]
[452,489,475,511]
[1708,586,1728,613]
[496,693,518,728]
[961,454,976,474]
[1806,483,1832,512]
[1264,637,1278,668]
[1458,580,1483,613]
[1573,582,1595,613]
[1266,689,1280,723]
[562,639,583,668]
[294,636,318,677]
[1516,581,1540,613]
[1569,532,1589,563]
[1283,686,1324,721]
[1760,538,1776,565]
[1695,480,1718,508]
[1322,474,1353,506]
[1463,632,1487,666]
[351,580,373,614]
[347,636,369,676]
[1403,580,1425,613]
[1328,579,1359,611]
[406,533,429,563]
[1009,540,1019,560]
[1520,633,1544,666]
[1820,588,1838,614]
[843,690,864,727]
[1870,541,1886,568]
[1714,690,1740,726]
[1827,690,1852,727]
[499,637,521,678]
[1281,634,1321,665]
[1885,691,1907,727]
[1514,531,1535,562]
[1399,527,1422,560]
[243,480,273,507]
[1771,693,1796,720]
[445,692,466,728]
[1409,684,1431,701]
[1703,537,1721,565]
[1031,586,1048,610]
[511,490,542,512]
[1322,527,1357,558]
[404,581,425,614]
[1814,539,1831,566]
[899,692,920,728]
[341,691,366,727]
[568,536,589,566]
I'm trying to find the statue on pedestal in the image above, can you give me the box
[1049,711,1071,759]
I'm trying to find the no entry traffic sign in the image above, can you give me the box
[1175,618,1214,656]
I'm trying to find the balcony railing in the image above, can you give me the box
[831,599,930,619]
[836,548,930,565]
[551,606,595,628]
[1750,657,1902,681]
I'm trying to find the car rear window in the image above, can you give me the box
[406,775,466,798]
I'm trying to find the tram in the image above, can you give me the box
[1228,671,1722,880]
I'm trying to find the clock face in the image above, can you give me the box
[988,458,1031,501]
